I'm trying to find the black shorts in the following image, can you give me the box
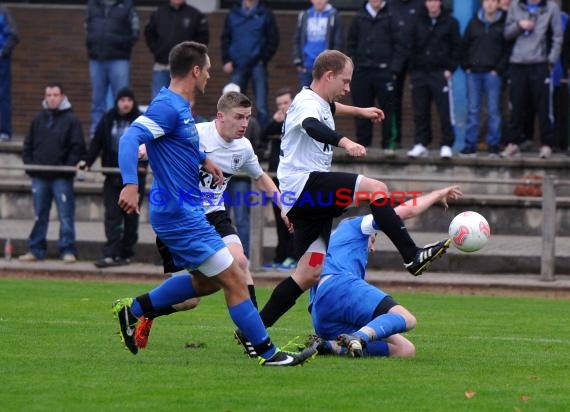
[157,210,237,274]
[372,295,399,317]
[287,171,359,259]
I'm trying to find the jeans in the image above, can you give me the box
[231,62,269,127]
[151,69,171,99]
[28,177,76,259]
[0,57,11,137]
[224,178,251,257]
[465,72,502,149]
[89,59,130,137]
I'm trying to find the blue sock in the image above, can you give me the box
[356,313,407,343]
[365,341,390,357]
[131,274,197,317]
[229,299,276,359]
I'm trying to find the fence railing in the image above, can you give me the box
[1,164,568,281]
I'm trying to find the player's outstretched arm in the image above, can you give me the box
[395,185,463,220]
[334,102,384,123]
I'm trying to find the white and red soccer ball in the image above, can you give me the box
[448,211,491,252]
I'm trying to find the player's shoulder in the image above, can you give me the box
[196,120,215,135]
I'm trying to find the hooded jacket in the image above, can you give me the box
[22,96,86,179]
[462,8,509,74]
[85,87,146,175]
[144,2,209,65]
[221,0,280,68]
[504,0,562,65]
[407,7,461,72]
[347,1,407,74]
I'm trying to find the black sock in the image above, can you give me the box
[259,276,304,328]
[248,284,258,309]
[152,306,178,318]
[135,293,155,318]
[370,202,417,262]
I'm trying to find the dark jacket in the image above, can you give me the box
[262,119,283,172]
[347,2,407,74]
[144,3,209,65]
[388,0,424,34]
[23,97,86,179]
[85,88,146,175]
[563,21,570,71]
[0,6,19,58]
[221,0,280,68]
[85,0,139,60]
[292,5,344,68]
[462,9,508,74]
[408,8,461,72]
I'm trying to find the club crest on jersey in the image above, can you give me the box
[231,154,243,171]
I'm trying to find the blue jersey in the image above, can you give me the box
[309,214,379,307]
[119,87,206,223]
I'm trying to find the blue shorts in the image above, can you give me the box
[151,206,226,271]
[310,275,388,340]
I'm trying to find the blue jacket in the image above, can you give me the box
[293,5,344,69]
[0,6,19,58]
[85,0,139,60]
[221,0,280,68]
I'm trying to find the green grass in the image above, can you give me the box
[1,278,569,412]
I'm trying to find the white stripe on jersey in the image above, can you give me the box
[135,115,165,139]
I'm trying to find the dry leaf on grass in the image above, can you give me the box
[464,390,476,399]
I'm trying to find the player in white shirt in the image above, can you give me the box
[238,50,452,354]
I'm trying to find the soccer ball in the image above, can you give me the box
[448,211,491,252]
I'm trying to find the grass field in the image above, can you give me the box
[1,277,569,412]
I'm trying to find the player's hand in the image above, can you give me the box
[119,184,140,215]
[339,137,367,157]
[438,185,463,210]
[202,157,224,188]
[281,209,294,234]
[360,107,384,123]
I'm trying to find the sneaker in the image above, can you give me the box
[306,334,335,355]
[539,145,552,159]
[407,143,428,158]
[112,298,139,355]
[459,146,477,158]
[18,252,38,262]
[0,133,11,142]
[405,239,452,276]
[262,260,280,270]
[135,316,153,349]
[337,334,365,358]
[62,253,76,263]
[259,346,317,367]
[500,143,520,158]
[234,329,257,358]
[94,256,130,268]
[277,257,297,272]
[440,145,453,159]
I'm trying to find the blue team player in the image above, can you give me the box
[113,41,316,366]
[310,185,462,357]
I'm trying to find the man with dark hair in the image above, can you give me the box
[145,0,209,98]
[113,41,315,366]
[20,83,85,263]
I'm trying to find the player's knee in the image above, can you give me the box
[369,180,388,197]
[235,252,249,274]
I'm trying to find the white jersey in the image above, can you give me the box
[277,87,336,213]
[197,121,264,214]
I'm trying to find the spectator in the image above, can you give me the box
[564,11,570,155]
[500,0,511,11]
[387,0,424,148]
[406,0,461,159]
[83,87,147,268]
[0,5,19,142]
[85,0,139,138]
[293,0,344,89]
[20,83,85,263]
[262,87,297,271]
[461,0,508,157]
[144,0,209,99]
[501,0,562,159]
[221,0,280,127]
[347,0,406,153]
